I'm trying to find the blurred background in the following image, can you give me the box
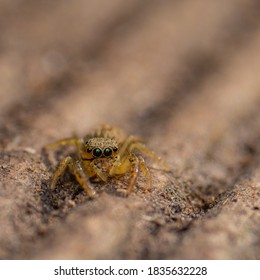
[0,0,259,259]
[1,0,259,149]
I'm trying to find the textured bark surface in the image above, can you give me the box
[0,0,259,260]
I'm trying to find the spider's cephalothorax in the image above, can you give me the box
[45,125,169,198]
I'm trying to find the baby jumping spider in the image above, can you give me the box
[45,124,169,198]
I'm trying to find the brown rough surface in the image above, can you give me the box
[0,0,259,260]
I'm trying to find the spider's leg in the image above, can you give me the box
[112,136,169,173]
[110,135,140,174]
[89,162,108,182]
[111,136,169,194]
[127,153,139,194]
[116,153,139,195]
[50,156,71,190]
[50,156,95,198]
[45,137,81,149]
[118,135,142,160]
[138,155,151,192]
[129,142,170,171]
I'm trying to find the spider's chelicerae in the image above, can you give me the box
[45,125,170,198]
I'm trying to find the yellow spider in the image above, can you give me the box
[45,125,170,198]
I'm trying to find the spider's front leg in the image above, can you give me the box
[127,154,152,194]
[110,152,151,195]
[126,153,139,195]
[114,153,139,196]
[137,154,151,192]
[50,156,96,198]
[110,136,169,195]
[89,161,108,182]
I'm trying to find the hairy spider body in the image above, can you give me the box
[45,125,169,198]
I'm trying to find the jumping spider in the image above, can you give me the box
[45,125,170,198]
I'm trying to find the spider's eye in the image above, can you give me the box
[113,147,118,152]
[87,148,92,153]
[104,147,112,157]
[93,148,102,157]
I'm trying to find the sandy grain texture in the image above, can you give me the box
[0,0,259,259]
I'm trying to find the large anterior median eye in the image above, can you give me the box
[104,147,112,157]
[93,148,102,157]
